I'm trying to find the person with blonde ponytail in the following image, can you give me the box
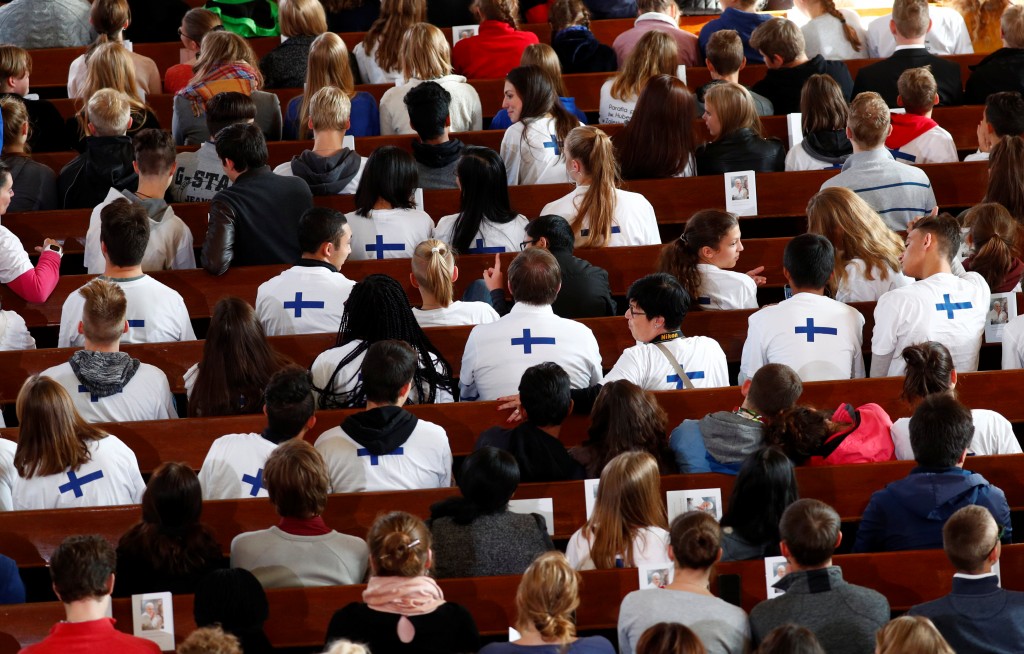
[962,202,1024,293]
[323,511,480,653]
[479,551,615,653]
[67,0,161,99]
[410,239,499,328]
[618,512,751,654]
[794,0,867,60]
[540,126,659,248]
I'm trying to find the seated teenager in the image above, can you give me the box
[961,202,1024,293]
[695,30,773,116]
[165,8,222,95]
[452,0,539,79]
[490,43,587,130]
[965,4,1024,103]
[697,0,772,63]
[719,447,799,560]
[865,0,972,58]
[612,0,700,67]
[410,239,499,328]
[0,160,62,305]
[965,91,1024,162]
[353,0,423,84]
[695,83,785,175]
[171,91,251,203]
[257,0,326,89]
[404,81,465,190]
[616,75,697,180]
[795,0,867,60]
[500,66,580,186]
[0,96,58,211]
[0,45,69,152]
[766,399,895,466]
[600,31,677,125]
[67,0,161,99]
[549,0,617,74]
[784,74,853,171]
[885,67,958,164]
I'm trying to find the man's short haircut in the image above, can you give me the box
[893,0,930,38]
[747,363,803,418]
[361,340,418,404]
[298,206,347,254]
[404,81,451,141]
[909,393,973,467]
[525,214,576,253]
[99,198,150,267]
[637,0,674,14]
[705,30,744,76]
[264,366,315,441]
[984,92,1024,137]
[779,498,841,567]
[749,18,805,64]
[519,362,571,427]
[263,439,330,518]
[309,85,351,133]
[87,88,131,136]
[911,212,961,262]
[783,234,834,289]
[132,128,176,176]
[508,247,561,306]
[897,66,938,114]
[205,92,257,137]
[50,534,116,602]
[215,122,268,172]
[627,273,689,330]
[79,278,127,345]
[943,505,999,573]
[1003,4,1024,48]
[847,92,891,148]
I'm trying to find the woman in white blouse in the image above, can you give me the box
[353,0,425,84]
[794,0,868,60]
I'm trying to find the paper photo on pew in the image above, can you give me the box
[676,65,687,86]
[451,24,480,44]
[584,478,600,519]
[724,171,757,217]
[413,187,425,212]
[985,292,1016,343]
[787,114,803,150]
[508,497,555,536]
[638,563,674,590]
[666,488,722,523]
[764,556,788,599]
[994,560,1002,586]
[343,135,355,151]
[132,592,174,651]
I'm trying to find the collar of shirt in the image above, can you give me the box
[99,274,147,283]
[277,515,332,536]
[294,258,338,273]
[953,572,998,580]
[510,302,555,316]
[894,44,927,52]
[636,12,678,28]
[842,147,895,170]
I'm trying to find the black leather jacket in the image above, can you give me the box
[695,128,786,176]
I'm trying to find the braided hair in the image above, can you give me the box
[316,274,455,408]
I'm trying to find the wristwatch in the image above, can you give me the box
[46,243,63,256]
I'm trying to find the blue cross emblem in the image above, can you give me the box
[466,239,505,254]
[698,297,711,305]
[511,328,556,354]
[365,235,405,260]
[127,319,144,328]
[794,318,838,343]
[889,148,917,163]
[241,468,264,496]
[59,470,104,498]
[935,294,973,319]
[283,292,325,317]
[667,372,705,389]
[78,385,122,403]
[580,226,621,237]
[357,447,404,465]
[543,135,560,155]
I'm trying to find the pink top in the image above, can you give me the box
[612,14,701,68]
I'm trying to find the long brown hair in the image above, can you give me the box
[610,30,677,101]
[616,75,696,180]
[800,74,848,134]
[984,136,1024,225]
[900,341,955,404]
[87,0,130,55]
[566,126,620,248]
[506,65,578,159]
[657,210,739,309]
[585,380,674,474]
[480,0,521,29]
[963,202,1019,290]
[521,43,568,97]
[362,0,426,74]
[299,32,357,139]
[14,376,108,478]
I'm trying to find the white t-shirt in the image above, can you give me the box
[0,309,35,351]
[459,302,603,401]
[353,41,403,85]
[801,9,868,60]
[311,339,454,405]
[58,275,196,347]
[345,208,435,261]
[599,79,638,125]
[413,301,499,328]
[378,74,483,135]
[888,126,958,165]
[11,435,145,511]
[566,525,670,571]
[539,186,661,247]
[604,335,729,391]
[1002,315,1024,369]
[314,417,452,493]
[256,264,356,336]
[84,188,196,275]
[0,437,15,511]
[41,360,178,424]
[696,264,758,310]
[0,224,33,284]
[872,271,990,376]
[434,213,530,254]
[836,259,913,303]
[198,432,279,500]
[964,150,989,163]
[740,292,866,383]
[891,409,1022,460]
[274,158,365,195]
[785,142,845,172]
[500,116,576,186]
[865,7,973,58]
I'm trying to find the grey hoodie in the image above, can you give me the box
[699,411,764,464]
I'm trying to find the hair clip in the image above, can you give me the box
[407,538,421,549]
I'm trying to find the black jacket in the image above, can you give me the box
[489,249,617,319]
[965,47,1024,105]
[800,129,853,167]
[551,27,618,74]
[853,47,964,106]
[326,0,380,32]
[751,55,853,115]
[259,35,316,89]
[696,128,786,176]
[581,0,637,18]
[58,135,138,209]
[0,94,68,153]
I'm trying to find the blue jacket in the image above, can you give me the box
[488,97,587,130]
[0,554,24,604]
[698,8,772,63]
[909,576,1024,654]
[853,466,1012,553]
[284,91,380,139]
[669,412,763,475]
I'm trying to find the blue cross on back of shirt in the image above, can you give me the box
[936,294,973,319]
[465,239,505,254]
[667,372,704,389]
[78,385,123,403]
[511,328,556,354]
[127,319,145,328]
[59,469,104,498]
[283,292,325,317]
[365,235,404,260]
[888,148,917,163]
[698,297,711,305]
[543,135,560,155]
[579,226,621,237]
[241,468,264,496]
[357,447,404,465]
[794,318,838,343]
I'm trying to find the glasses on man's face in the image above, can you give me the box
[520,239,535,251]
[627,305,646,318]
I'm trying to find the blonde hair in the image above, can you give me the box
[411,239,456,307]
[86,87,132,136]
[80,278,128,343]
[190,30,263,87]
[299,32,356,139]
[805,187,904,293]
[705,82,763,138]
[363,0,427,74]
[522,43,568,97]
[1,95,30,151]
[898,66,938,114]
[309,86,352,132]
[401,23,452,81]
[582,451,668,569]
[279,0,328,37]
[611,30,677,101]
[515,552,579,643]
[76,42,150,136]
[893,0,931,38]
[177,627,242,654]
[847,91,890,148]
[875,616,955,654]
[565,126,620,248]
[0,45,31,84]
[322,642,371,654]
[1001,3,1024,48]
[368,511,432,577]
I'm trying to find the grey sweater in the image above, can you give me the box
[429,511,553,579]
[618,587,750,654]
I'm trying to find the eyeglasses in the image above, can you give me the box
[627,305,646,318]
[520,239,535,251]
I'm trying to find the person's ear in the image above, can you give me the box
[667,544,676,562]
[845,126,853,141]
[123,320,130,334]
[536,236,549,249]
[885,123,893,137]
[409,272,420,289]
[932,93,939,106]
[132,161,140,175]
[19,121,28,137]
[126,117,133,131]
[896,95,905,108]
[950,368,957,388]
[78,321,84,335]
[990,540,1002,563]
[740,378,752,397]
[87,122,98,136]
[704,57,714,72]
[738,56,747,71]
[105,573,115,596]
[345,118,351,131]
[305,414,317,431]
[308,118,314,131]
[51,583,63,603]
[889,18,897,36]
[451,265,459,283]
[957,448,969,466]
[425,548,434,570]
[715,547,723,564]
[780,540,792,561]
[834,530,843,549]
[566,399,574,415]
[699,245,716,260]
[262,404,269,417]
[782,268,793,286]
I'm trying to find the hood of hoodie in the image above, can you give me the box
[889,468,992,522]
[802,129,853,165]
[411,138,465,169]
[699,411,764,463]
[290,148,362,195]
[552,26,603,62]
[119,189,170,224]
[69,350,141,398]
[341,405,419,455]
[84,136,138,189]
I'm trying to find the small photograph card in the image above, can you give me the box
[985,292,1016,343]
[724,171,757,217]
[413,187,425,212]
[638,562,675,589]
[508,497,555,536]
[452,24,480,44]
[787,113,803,150]
[584,478,600,519]
[676,64,687,86]
[132,592,174,650]
[994,560,1002,587]
[343,134,355,151]
[764,556,788,599]
[666,488,723,523]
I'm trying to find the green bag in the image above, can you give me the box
[205,0,280,38]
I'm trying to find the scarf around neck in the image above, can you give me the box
[69,350,141,398]
[179,62,260,116]
[362,575,446,643]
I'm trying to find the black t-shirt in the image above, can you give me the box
[324,602,480,654]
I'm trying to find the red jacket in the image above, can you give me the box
[809,403,895,466]
[452,21,540,80]
[20,618,161,654]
